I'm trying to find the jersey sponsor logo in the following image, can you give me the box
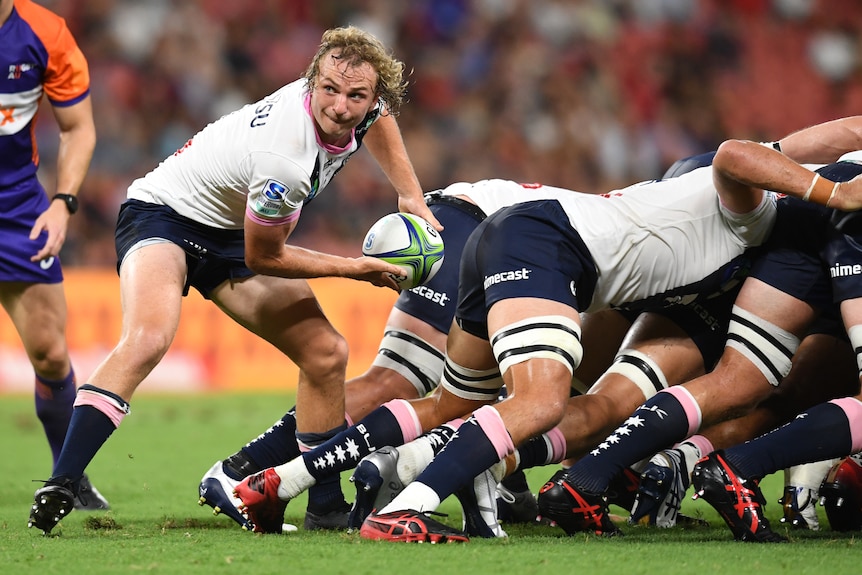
[7,63,35,80]
[252,181,289,216]
[483,267,531,290]
[254,205,279,216]
[686,301,723,332]
[830,262,862,278]
[263,180,287,201]
[408,285,450,306]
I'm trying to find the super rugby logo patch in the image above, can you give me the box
[254,179,290,216]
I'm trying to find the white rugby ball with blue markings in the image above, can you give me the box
[362,213,445,290]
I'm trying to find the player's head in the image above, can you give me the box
[304,26,407,116]
[662,151,716,179]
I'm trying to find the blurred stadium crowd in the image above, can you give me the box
[33,0,862,264]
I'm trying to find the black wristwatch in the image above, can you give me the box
[53,193,79,215]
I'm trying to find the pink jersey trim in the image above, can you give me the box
[73,388,128,428]
[662,386,702,437]
[382,399,422,443]
[245,205,300,227]
[473,405,515,459]
[831,397,862,453]
[303,93,355,154]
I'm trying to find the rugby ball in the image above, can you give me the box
[362,213,444,290]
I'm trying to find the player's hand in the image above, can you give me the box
[398,195,443,231]
[354,256,405,291]
[829,175,862,211]
[29,202,70,262]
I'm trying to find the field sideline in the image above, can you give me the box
[2,393,857,575]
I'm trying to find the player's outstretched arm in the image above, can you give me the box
[243,216,403,289]
[713,139,862,212]
[363,113,442,231]
[778,115,862,164]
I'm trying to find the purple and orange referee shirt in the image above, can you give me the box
[0,0,89,187]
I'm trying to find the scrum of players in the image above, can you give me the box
[209,116,862,543]
[14,9,862,540]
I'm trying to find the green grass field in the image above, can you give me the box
[1,393,857,575]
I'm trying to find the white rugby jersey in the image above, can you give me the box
[439,168,777,313]
[127,79,378,229]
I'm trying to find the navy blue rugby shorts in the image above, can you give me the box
[393,196,486,334]
[455,200,598,340]
[646,285,739,371]
[818,161,862,303]
[766,162,862,305]
[114,199,254,299]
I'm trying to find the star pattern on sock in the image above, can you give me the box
[313,437,363,470]
[247,418,284,446]
[590,414,645,457]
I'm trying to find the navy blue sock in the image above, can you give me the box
[300,405,405,481]
[238,407,300,473]
[513,434,553,471]
[500,468,531,492]
[418,416,502,502]
[417,423,459,456]
[565,392,690,493]
[300,422,350,514]
[724,401,855,479]
[52,405,119,487]
[34,369,76,468]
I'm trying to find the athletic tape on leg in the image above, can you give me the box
[440,358,503,402]
[725,305,798,386]
[490,315,583,376]
[372,329,445,397]
[603,349,669,401]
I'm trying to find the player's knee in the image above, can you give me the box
[118,327,176,372]
[300,331,349,379]
[536,395,569,431]
[367,368,423,401]
[29,344,69,378]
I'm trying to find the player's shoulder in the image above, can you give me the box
[241,81,308,133]
[14,0,69,42]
